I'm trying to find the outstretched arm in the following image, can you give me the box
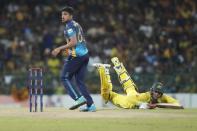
[155,103,184,109]
[155,94,184,109]
[139,103,184,109]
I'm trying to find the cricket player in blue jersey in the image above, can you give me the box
[52,6,96,112]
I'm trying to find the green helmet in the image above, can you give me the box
[150,82,164,95]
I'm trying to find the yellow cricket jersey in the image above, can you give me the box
[97,57,180,109]
[110,91,180,109]
[137,92,180,105]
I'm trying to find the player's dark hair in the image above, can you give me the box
[61,6,74,15]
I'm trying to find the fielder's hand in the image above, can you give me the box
[52,48,61,56]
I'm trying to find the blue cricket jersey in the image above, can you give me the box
[63,20,88,57]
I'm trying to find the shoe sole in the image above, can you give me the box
[69,101,87,110]
[80,108,96,112]
[80,109,96,112]
[92,63,111,68]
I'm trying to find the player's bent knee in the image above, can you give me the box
[61,74,71,82]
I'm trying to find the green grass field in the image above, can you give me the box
[0,108,197,131]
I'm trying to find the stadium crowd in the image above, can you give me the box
[0,0,196,94]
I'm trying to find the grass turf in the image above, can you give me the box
[0,108,197,131]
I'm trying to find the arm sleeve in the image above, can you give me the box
[161,95,180,105]
[67,27,76,38]
[137,92,151,102]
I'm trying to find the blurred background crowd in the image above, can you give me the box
[0,0,196,97]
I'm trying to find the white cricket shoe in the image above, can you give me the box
[92,63,111,68]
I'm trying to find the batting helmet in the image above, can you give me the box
[150,82,164,95]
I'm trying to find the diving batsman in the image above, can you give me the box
[93,57,183,109]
